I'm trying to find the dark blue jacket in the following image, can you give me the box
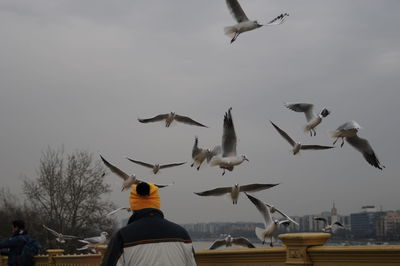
[0,231,28,266]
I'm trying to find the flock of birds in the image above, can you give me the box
[40,0,384,251]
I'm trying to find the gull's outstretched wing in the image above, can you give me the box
[160,162,186,169]
[126,158,154,169]
[42,225,60,237]
[226,0,249,23]
[267,13,289,26]
[194,187,232,196]
[270,121,296,147]
[174,114,208,127]
[346,135,384,170]
[100,155,130,181]
[301,145,334,150]
[265,203,299,226]
[239,183,279,193]
[209,239,227,250]
[313,217,328,226]
[285,103,315,122]
[138,114,169,123]
[333,221,344,227]
[232,237,256,248]
[245,193,272,227]
[222,108,237,157]
[336,121,361,131]
[106,207,131,216]
[192,137,201,158]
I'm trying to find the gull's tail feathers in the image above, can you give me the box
[224,26,236,38]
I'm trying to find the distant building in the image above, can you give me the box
[376,211,400,240]
[351,205,385,239]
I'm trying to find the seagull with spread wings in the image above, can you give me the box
[191,136,221,170]
[224,0,289,43]
[194,183,279,204]
[313,217,344,233]
[126,157,186,175]
[332,121,384,170]
[210,108,249,175]
[138,112,207,127]
[285,103,330,136]
[270,121,334,155]
[42,225,78,244]
[209,234,255,250]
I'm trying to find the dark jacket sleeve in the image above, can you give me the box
[0,237,24,249]
[101,231,124,266]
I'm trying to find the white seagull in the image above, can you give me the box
[42,225,78,244]
[313,217,344,233]
[100,155,172,190]
[270,121,334,155]
[224,0,289,43]
[77,232,109,252]
[332,121,384,170]
[209,234,255,250]
[106,207,132,216]
[245,193,298,247]
[191,136,221,170]
[194,183,279,204]
[138,112,207,127]
[210,108,249,175]
[285,103,330,136]
[126,157,186,175]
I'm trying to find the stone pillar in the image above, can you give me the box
[279,233,330,266]
[47,249,64,266]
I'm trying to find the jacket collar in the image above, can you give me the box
[128,208,164,224]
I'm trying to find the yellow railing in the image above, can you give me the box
[1,234,400,266]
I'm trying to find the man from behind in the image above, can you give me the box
[102,182,196,265]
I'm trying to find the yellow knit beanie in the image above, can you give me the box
[129,182,160,211]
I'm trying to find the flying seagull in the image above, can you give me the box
[224,0,289,43]
[210,108,249,175]
[191,136,221,170]
[106,207,132,216]
[313,217,344,233]
[194,183,279,204]
[284,103,330,136]
[42,225,78,244]
[77,232,109,252]
[126,157,186,174]
[270,121,334,155]
[138,112,207,127]
[332,121,384,170]
[100,155,172,190]
[209,234,255,250]
[245,193,297,247]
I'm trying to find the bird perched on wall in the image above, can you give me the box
[194,183,279,204]
[191,136,221,170]
[331,121,384,170]
[126,157,186,175]
[138,112,207,127]
[77,232,109,253]
[210,108,249,175]
[209,234,255,250]
[224,0,289,43]
[270,121,334,155]
[284,103,330,136]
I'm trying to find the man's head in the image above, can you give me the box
[12,220,25,233]
[129,182,160,211]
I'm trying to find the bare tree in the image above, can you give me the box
[23,147,116,251]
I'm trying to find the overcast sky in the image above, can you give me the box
[0,0,399,224]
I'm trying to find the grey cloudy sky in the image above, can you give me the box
[0,0,399,224]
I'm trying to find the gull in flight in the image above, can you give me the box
[210,108,249,175]
[224,0,289,43]
[106,207,132,216]
[194,183,279,204]
[313,217,344,233]
[332,121,384,170]
[100,155,172,190]
[126,157,186,174]
[209,234,255,250]
[245,193,298,247]
[77,232,109,252]
[42,225,78,244]
[138,112,207,127]
[285,103,330,136]
[270,121,334,155]
[191,136,221,170]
